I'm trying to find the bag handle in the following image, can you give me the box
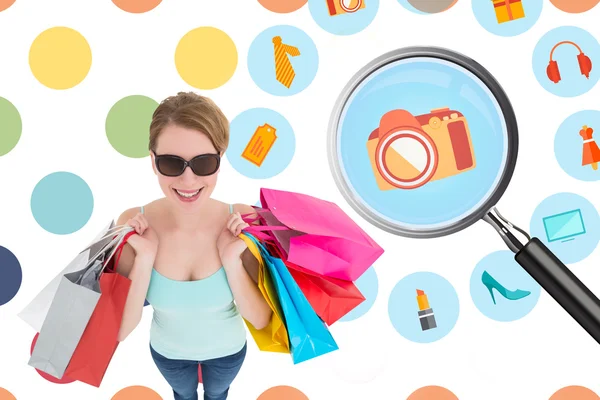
[102,230,137,274]
[83,229,129,272]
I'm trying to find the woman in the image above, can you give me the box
[113,91,273,400]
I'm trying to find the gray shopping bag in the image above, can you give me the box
[27,254,109,378]
[18,220,123,332]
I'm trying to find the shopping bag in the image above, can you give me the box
[243,188,384,281]
[62,229,135,387]
[17,221,128,332]
[27,227,134,381]
[244,233,338,364]
[238,233,290,354]
[267,243,365,326]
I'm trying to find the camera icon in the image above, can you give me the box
[326,0,366,16]
[366,107,477,190]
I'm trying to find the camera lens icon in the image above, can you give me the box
[366,107,477,190]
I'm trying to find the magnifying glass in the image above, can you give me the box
[327,46,600,345]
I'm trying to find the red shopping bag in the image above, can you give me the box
[265,241,366,325]
[61,230,135,387]
[243,188,384,281]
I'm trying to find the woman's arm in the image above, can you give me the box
[114,208,158,342]
[218,204,272,331]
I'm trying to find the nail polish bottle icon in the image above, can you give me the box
[416,289,437,331]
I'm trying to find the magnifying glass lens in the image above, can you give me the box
[331,52,512,236]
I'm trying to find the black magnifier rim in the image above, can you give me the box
[327,46,519,239]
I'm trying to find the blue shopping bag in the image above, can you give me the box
[245,233,338,364]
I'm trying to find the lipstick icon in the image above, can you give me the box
[416,289,437,331]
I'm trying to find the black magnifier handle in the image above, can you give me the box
[484,207,600,345]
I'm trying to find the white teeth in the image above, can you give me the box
[176,189,200,198]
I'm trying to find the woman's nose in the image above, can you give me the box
[179,165,198,184]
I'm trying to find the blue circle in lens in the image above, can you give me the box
[334,56,509,232]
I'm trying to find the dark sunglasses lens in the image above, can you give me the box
[191,155,219,175]
[156,156,185,176]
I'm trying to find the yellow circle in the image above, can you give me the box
[29,26,92,90]
[175,27,237,90]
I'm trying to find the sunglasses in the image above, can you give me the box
[152,151,221,177]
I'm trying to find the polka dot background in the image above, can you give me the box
[550,386,600,400]
[0,388,16,400]
[0,97,22,156]
[29,27,92,90]
[112,0,163,13]
[0,0,15,12]
[549,0,600,13]
[0,246,21,306]
[30,172,94,235]
[1,1,600,399]
[407,385,459,400]
[257,0,307,13]
[257,385,309,400]
[175,27,238,90]
[111,385,163,399]
[106,95,158,158]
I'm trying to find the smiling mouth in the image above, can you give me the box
[173,188,202,199]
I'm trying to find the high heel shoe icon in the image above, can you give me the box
[481,270,531,305]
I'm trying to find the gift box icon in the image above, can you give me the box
[492,0,525,24]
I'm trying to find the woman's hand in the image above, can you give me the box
[124,212,159,263]
[217,211,250,268]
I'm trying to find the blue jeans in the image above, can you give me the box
[150,342,247,400]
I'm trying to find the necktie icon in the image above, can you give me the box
[272,36,300,88]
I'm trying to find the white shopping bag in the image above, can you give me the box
[17,220,130,332]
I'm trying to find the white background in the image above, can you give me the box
[1,0,600,399]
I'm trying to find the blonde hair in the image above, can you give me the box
[149,92,229,154]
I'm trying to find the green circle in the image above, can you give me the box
[0,97,22,156]
[105,95,158,158]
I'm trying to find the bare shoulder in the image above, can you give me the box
[116,207,142,225]
[231,203,256,215]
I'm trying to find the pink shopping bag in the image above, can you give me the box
[243,188,384,281]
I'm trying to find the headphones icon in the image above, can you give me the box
[547,41,593,84]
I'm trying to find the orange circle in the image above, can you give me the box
[112,0,162,13]
[0,388,16,400]
[111,386,163,400]
[550,385,600,400]
[549,0,599,13]
[407,385,459,400]
[0,0,15,12]
[257,0,307,13]
[258,385,309,400]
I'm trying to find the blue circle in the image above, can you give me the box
[398,0,458,14]
[335,56,508,232]
[472,0,543,37]
[470,250,541,322]
[248,25,318,96]
[339,265,378,322]
[308,0,379,36]
[530,192,600,264]
[226,108,295,179]
[532,26,600,98]
[0,246,22,306]
[388,272,459,343]
[555,110,600,182]
[31,172,94,235]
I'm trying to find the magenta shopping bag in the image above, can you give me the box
[244,188,384,281]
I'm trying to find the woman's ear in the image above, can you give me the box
[150,151,157,175]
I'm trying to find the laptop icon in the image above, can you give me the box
[542,209,586,243]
